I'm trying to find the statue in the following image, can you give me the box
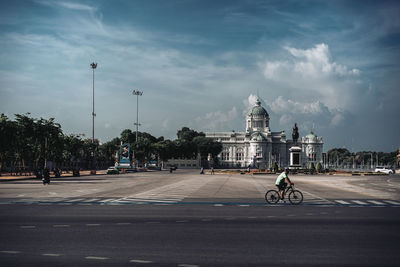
[292,123,299,145]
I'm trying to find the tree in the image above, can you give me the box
[316,162,322,173]
[309,162,315,174]
[99,137,121,167]
[0,114,17,173]
[177,127,205,141]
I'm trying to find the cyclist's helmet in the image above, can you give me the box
[285,168,290,173]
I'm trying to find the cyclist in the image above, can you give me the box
[275,169,294,200]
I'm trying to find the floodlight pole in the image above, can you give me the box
[132,90,143,148]
[90,62,97,144]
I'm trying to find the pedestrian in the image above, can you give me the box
[200,167,204,174]
[211,167,214,175]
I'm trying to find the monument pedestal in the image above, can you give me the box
[289,146,302,169]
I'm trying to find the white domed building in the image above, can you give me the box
[205,99,324,169]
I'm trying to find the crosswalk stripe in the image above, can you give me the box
[81,198,100,202]
[384,200,400,205]
[368,200,386,205]
[65,198,85,202]
[335,200,350,205]
[352,200,368,205]
[99,199,115,203]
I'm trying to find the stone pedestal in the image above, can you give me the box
[289,146,302,169]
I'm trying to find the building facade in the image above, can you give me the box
[205,99,323,168]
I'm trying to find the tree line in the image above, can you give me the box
[0,113,222,173]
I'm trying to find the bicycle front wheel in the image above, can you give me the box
[288,190,303,205]
[265,190,280,204]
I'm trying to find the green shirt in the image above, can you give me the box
[275,172,287,185]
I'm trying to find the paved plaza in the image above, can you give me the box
[1,170,399,266]
[0,169,399,207]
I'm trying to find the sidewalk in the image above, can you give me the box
[0,170,107,182]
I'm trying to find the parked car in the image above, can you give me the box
[375,166,393,174]
[107,167,120,174]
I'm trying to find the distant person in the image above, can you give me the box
[211,167,214,175]
[275,169,294,200]
[200,167,204,174]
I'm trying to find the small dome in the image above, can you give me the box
[305,131,317,141]
[248,99,269,117]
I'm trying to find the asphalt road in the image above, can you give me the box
[1,170,399,266]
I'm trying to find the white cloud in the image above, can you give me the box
[269,96,327,115]
[36,0,97,12]
[242,94,258,115]
[283,43,360,77]
[195,107,238,131]
[262,43,363,110]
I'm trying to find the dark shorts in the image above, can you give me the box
[277,181,287,191]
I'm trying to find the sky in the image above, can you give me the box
[0,0,399,152]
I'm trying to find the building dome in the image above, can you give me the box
[248,99,269,117]
[305,131,317,142]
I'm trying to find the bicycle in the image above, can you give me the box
[265,184,303,205]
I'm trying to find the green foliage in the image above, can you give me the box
[316,162,322,172]
[309,162,315,170]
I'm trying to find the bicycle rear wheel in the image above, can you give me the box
[288,190,303,205]
[265,190,280,204]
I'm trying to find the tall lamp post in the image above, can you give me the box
[90,62,97,144]
[132,90,143,148]
[90,62,97,172]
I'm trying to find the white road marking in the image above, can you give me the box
[178,264,199,267]
[65,198,85,202]
[384,200,400,205]
[335,200,350,205]
[300,189,332,204]
[352,200,368,205]
[129,259,153,263]
[20,226,35,229]
[86,224,101,226]
[82,198,100,202]
[42,253,62,257]
[100,199,115,203]
[53,225,70,228]
[0,251,21,254]
[146,222,160,224]
[214,204,224,207]
[201,219,212,221]
[239,204,250,207]
[368,200,386,205]
[176,220,188,223]
[85,256,109,260]
[116,223,131,225]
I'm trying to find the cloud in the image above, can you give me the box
[262,43,363,110]
[265,43,360,80]
[195,107,238,131]
[36,0,97,12]
[268,96,330,116]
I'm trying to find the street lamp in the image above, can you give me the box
[90,62,97,172]
[132,90,143,148]
[90,62,97,144]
